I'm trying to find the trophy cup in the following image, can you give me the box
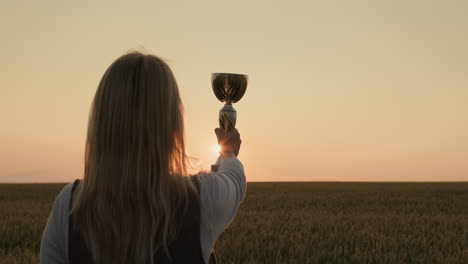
[211,72,248,171]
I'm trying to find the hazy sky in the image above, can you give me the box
[1,0,467,182]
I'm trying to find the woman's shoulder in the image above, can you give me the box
[56,182,75,207]
[39,181,75,262]
[50,182,75,225]
[47,182,75,229]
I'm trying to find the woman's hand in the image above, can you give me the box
[215,128,242,157]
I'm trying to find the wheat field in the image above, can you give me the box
[1,182,467,263]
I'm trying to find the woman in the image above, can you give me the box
[40,52,246,264]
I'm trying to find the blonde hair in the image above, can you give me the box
[70,52,199,263]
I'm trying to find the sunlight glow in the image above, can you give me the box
[212,144,221,154]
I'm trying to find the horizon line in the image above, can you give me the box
[0,180,467,184]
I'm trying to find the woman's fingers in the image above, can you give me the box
[215,128,241,156]
[214,128,221,143]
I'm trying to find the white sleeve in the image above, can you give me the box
[198,152,247,239]
[40,183,73,264]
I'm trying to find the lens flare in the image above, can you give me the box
[213,144,221,154]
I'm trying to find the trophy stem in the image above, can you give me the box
[219,103,237,132]
[212,103,237,171]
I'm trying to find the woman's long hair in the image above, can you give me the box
[70,51,199,263]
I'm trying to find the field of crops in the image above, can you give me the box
[1,182,467,263]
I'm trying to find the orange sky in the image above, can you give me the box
[1,0,467,182]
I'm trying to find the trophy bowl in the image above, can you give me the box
[211,73,248,103]
[211,72,248,132]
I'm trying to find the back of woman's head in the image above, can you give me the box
[71,51,198,263]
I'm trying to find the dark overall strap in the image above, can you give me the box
[68,178,217,264]
[68,179,93,263]
[153,176,216,264]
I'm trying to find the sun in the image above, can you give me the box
[212,144,221,154]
